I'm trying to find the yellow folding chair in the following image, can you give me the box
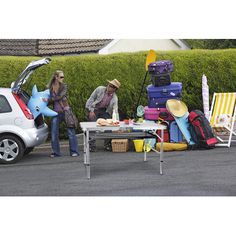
[209,92,236,147]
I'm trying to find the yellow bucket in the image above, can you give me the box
[133,139,144,152]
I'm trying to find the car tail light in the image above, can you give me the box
[12,93,34,119]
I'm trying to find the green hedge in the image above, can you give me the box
[1,49,236,135]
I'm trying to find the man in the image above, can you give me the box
[85,79,121,151]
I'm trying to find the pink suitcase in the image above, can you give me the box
[144,106,174,121]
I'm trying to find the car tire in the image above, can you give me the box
[24,147,34,156]
[0,135,25,164]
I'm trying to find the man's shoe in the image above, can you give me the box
[89,146,96,152]
[104,145,112,151]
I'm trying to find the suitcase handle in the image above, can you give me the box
[159,112,169,119]
[161,89,169,95]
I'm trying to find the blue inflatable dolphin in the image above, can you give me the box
[28,85,58,119]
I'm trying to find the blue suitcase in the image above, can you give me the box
[147,82,182,108]
[169,121,183,142]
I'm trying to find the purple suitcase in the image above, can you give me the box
[144,106,174,121]
[147,82,182,108]
[148,60,174,75]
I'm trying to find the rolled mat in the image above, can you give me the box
[156,142,188,152]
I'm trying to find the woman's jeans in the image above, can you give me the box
[51,113,79,156]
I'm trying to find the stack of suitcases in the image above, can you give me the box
[144,60,183,143]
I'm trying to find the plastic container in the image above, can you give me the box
[112,109,117,122]
[143,138,156,152]
[133,139,144,152]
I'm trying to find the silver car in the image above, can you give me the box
[0,58,51,164]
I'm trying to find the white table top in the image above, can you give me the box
[80,120,166,132]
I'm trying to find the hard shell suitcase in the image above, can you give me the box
[147,82,182,108]
[144,106,174,121]
[148,60,174,75]
[169,120,183,142]
[151,74,171,87]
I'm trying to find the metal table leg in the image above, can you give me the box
[83,132,86,163]
[160,129,164,175]
[85,164,91,179]
[84,129,91,179]
[144,150,147,162]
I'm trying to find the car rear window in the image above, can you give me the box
[0,95,12,113]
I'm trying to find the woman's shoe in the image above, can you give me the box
[50,153,61,158]
[71,153,79,157]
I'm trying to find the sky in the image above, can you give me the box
[1,0,235,39]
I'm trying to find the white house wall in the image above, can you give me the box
[99,39,187,54]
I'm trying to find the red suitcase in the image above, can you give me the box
[156,121,170,142]
[144,106,174,121]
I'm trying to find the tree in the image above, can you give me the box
[185,39,236,49]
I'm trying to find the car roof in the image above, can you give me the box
[0,88,11,94]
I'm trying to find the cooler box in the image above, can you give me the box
[144,106,174,121]
[147,82,182,108]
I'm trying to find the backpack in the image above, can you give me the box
[188,110,218,149]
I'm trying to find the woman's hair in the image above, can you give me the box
[47,70,64,88]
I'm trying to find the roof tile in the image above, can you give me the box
[0,39,112,56]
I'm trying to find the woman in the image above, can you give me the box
[47,70,79,157]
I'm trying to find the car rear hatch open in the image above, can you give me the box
[11,58,51,128]
[11,57,51,94]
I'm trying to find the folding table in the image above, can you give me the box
[80,121,166,179]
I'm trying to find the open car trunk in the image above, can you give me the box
[16,90,45,128]
[11,58,51,128]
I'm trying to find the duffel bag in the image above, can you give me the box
[151,74,171,87]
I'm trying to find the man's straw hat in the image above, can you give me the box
[166,99,188,117]
[107,79,121,89]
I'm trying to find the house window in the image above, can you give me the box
[0,95,12,113]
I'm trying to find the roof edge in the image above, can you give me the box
[98,39,120,54]
[172,39,191,50]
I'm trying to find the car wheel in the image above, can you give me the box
[0,135,25,164]
[24,147,34,156]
